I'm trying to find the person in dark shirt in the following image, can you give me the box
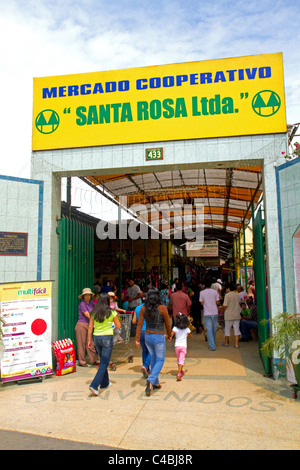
[135,288,172,396]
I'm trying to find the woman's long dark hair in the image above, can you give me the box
[144,288,161,320]
[92,293,111,323]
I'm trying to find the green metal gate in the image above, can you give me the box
[253,207,270,375]
[57,216,94,344]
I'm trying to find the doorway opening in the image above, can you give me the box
[58,160,269,372]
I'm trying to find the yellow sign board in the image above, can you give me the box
[32,53,286,151]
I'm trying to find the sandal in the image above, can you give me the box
[177,373,182,381]
[141,366,149,379]
[145,381,152,396]
[153,384,162,389]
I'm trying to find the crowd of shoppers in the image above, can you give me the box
[76,275,257,397]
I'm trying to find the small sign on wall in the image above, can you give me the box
[146,148,163,161]
[0,232,28,256]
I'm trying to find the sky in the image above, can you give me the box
[0,0,299,195]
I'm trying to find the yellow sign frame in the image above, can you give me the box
[32,53,286,151]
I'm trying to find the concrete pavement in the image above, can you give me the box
[0,429,119,450]
[0,330,299,450]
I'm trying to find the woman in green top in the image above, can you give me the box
[88,293,121,396]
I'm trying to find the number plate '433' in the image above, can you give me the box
[146,148,163,160]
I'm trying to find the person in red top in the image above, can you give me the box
[170,282,192,321]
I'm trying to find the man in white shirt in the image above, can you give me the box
[211,278,222,299]
[199,279,220,351]
[171,278,179,292]
[238,286,249,311]
[223,283,241,348]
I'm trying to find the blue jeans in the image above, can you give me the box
[140,331,151,372]
[240,319,257,339]
[145,334,166,385]
[89,335,113,390]
[204,315,218,350]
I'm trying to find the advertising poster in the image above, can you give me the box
[0,281,53,383]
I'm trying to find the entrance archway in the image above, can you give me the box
[30,53,288,377]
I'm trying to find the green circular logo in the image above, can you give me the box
[35,110,60,134]
[252,90,281,117]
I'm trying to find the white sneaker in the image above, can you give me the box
[89,386,99,396]
[100,382,112,390]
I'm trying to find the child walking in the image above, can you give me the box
[169,313,192,381]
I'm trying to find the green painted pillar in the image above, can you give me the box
[167,241,170,284]
[131,239,134,279]
[251,201,255,223]
[243,221,247,291]
[144,238,147,285]
[253,207,269,374]
[66,177,71,218]
[118,203,122,307]
[234,236,238,284]
[238,232,241,284]
[159,237,162,285]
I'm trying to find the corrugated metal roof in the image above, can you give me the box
[83,165,262,258]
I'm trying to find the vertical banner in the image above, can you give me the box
[0,281,53,383]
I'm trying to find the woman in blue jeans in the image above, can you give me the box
[88,293,121,396]
[135,289,172,396]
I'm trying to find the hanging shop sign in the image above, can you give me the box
[0,281,53,383]
[186,240,219,257]
[32,53,286,151]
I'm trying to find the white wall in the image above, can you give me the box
[0,176,43,283]
[293,229,300,314]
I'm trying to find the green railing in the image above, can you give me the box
[58,216,94,346]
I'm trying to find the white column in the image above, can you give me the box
[31,156,61,340]
[263,157,284,377]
